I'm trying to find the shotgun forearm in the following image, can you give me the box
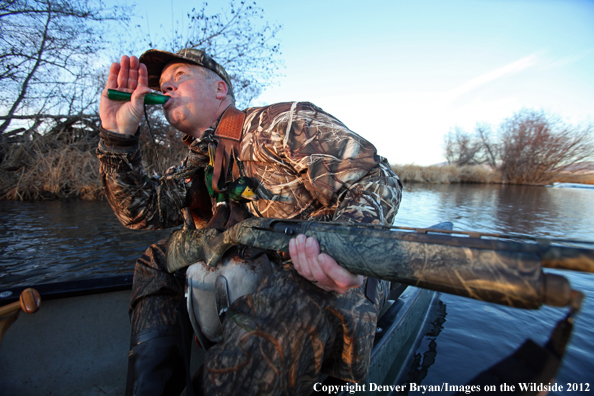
[167,218,592,309]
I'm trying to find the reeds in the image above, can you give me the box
[0,134,102,200]
[391,164,594,185]
[391,164,502,184]
[0,130,187,200]
[552,172,594,185]
[1,138,592,200]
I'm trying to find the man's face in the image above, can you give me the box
[159,62,222,137]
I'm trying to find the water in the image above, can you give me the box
[1,184,593,392]
[392,184,594,394]
[0,200,173,287]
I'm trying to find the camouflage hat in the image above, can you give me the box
[139,48,233,97]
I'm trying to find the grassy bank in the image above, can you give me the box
[2,141,593,200]
[0,131,186,200]
[391,164,502,184]
[1,142,102,200]
[391,164,594,185]
[0,132,102,200]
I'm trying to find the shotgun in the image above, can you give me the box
[166,217,593,309]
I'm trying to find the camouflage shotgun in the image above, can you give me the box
[167,217,593,309]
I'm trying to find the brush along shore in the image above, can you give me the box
[1,136,593,201]
[391,164,594,186]
[0,128,186,201]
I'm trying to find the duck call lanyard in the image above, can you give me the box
[175,106,247,396]
[210,106,245,193]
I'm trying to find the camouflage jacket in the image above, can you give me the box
[97,101,403,384]
[96,101,402,229]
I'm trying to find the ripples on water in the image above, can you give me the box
[0,200,172,287]
[395,183,594,237]
[394,184,594,394]
[1,185,593,393]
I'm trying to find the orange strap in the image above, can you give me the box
[212,107,245,193]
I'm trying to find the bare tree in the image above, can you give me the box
[0,1,284,199]
[0,0,131,136]
[475,123,499,169]
[499,109,594,184]
[140,0,282,109]
[443,127,483,166]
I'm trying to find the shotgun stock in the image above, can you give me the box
[167,218,593,309]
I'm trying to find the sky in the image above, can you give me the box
[125,0,594,166]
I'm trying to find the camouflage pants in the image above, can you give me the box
[130,238,389,396]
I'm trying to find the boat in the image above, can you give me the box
[0,278,440,396]
[0,225,450,396]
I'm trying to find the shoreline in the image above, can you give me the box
[1,162,593,201]
[391,164,594,186]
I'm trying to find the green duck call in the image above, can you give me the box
[107,89,170,105]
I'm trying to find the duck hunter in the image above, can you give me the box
[97,48,403,396]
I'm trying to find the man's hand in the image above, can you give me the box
[289,234,364,294]
[99,55,152,135]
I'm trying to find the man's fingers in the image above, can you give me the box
[117,55,130,90]
[128,56,139,91]
[128,57,150,109]
[100,55,147,134]
[106,62,120,91]
[304,236,319,257]
[295,234,313,280]
[108,56,146,92]
[318,253,364,291]
[138,62,149,88]
[317,255,350,293]
[289,238,300,272]
[130,85,152,108]
[290,235,363,294]
[305,237,332,284]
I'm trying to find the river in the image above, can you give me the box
[1,183,593,394]
[393,184,594,395]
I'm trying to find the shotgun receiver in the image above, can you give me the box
[167,218,593,309]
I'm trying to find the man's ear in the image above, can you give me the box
[214,80,228,99]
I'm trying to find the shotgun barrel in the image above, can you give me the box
[167,218,593,309]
